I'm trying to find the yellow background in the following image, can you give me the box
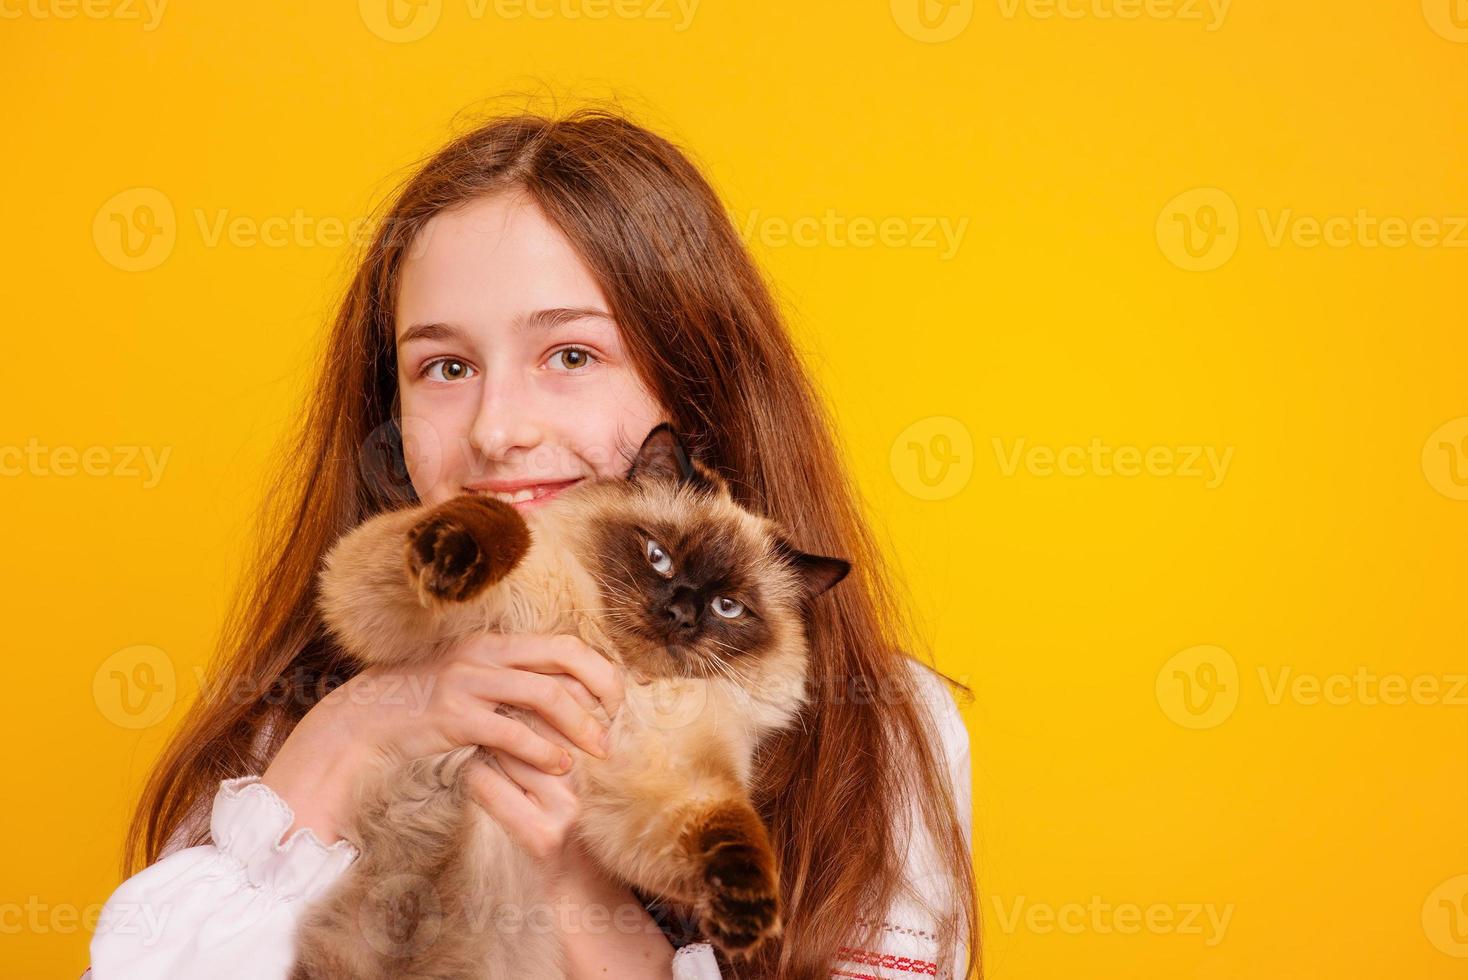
[3,1,1466,976]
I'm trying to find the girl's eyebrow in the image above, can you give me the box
[397,308,614,349]
[397,321,465,348]
[513,307,615,333]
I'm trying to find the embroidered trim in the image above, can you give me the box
[836,946,937,976]
[853,914,941,942]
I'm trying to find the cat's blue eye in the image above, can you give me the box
[711,596,744,619]
[645,539,672,575]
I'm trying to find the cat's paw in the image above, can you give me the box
[405,494,531,604]
[697,832,782,958]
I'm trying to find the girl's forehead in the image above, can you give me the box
[396,194,612,340]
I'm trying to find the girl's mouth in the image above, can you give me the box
[469,478,584,510]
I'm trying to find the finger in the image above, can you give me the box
[496,750,578,816]
[457,706,574,775]
[462,664,609,758]
[464,757,552,854]
[466,633,625,722]
[552,674,598,715]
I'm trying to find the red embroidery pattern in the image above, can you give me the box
[833,946,938,976]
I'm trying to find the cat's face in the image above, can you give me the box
[566,425,849,684]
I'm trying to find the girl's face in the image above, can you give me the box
[394,190,667,511]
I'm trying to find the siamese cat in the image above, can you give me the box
[291,424,850,980]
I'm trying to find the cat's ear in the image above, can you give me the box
[627,423,713,490]
[776,538,852,597]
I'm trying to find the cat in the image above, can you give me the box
[290,424,851,980]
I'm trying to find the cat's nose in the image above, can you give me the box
[664,589,698,631]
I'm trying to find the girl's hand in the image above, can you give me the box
[261,632,624,846]
[350,631,622,769]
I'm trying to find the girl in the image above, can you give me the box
[88,107,977,980]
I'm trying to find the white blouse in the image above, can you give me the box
[88,659,973,980]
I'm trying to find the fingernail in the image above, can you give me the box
[559,751,573,773]
[600,729,612,752]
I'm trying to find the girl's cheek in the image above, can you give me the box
[393,413,450,503]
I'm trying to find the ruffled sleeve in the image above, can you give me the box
[88,776,358,980]
[671,942,724,979]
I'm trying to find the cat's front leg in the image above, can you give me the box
[317,494,531,668]
[583,785,784,960]
[405,493,531,607]
[681,797,784,959]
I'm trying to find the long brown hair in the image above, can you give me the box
[127,104,979,980]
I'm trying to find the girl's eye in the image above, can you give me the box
[549,347,597,372]
[422,358,475,382]
[711,597,744,619]
[645,539,672,574]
